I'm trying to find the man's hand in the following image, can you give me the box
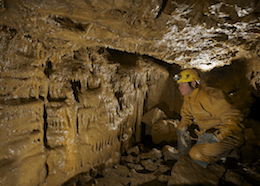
[177,123,187,132]
[177,127,189,148]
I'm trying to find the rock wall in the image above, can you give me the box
[1,1,260,185]
[0,28,170,185]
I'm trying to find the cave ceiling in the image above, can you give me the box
[1,1,260,185]
[0,0,260,71]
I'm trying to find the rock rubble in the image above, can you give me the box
[62,143,257,186]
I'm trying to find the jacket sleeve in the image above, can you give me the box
[178,96,194,130]
[206,90,244,138]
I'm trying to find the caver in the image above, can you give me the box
[174,69,245,168]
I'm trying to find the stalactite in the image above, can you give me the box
[1,42,171,186]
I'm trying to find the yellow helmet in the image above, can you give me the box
[174,69,200,83]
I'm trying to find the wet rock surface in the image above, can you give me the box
[62,141,260,186]
[62,107,260,185]
[0,47,171,186]
[0,0,260,72]
[62,110,260,186]
[1,1,260,186]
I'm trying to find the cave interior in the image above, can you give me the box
[1,0,260,186]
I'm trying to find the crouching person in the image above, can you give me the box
[174,69,245,168]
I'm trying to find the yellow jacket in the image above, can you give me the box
[179,85,244,138]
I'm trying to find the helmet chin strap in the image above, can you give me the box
[188,82,195,95]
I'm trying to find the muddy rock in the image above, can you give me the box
[207,162,226,179]
[168,155,220,186]
[151,119,178,144]
[91,166,156,186]
[140,148,162,160]
[127,163,144,171]
[126,146,140,156]
[125,154,135,163]
[225,169,252,186]
[162,145,179,161]
[158,174,170,183]
[141,107,167,135]
[158,164,171,173]
[140,159,158,172]
[1,1,260,186]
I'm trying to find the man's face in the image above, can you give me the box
[178,82,191,96]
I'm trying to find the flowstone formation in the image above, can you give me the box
[0,28,170,185]
[1,0,260,186]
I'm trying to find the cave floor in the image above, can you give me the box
[62,135,260,186]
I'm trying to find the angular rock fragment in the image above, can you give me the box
[127,163,144,171]
[158,164,171,173]
[158,174,170,183]
[126,146,140,156]
[141,107,167,135]
[207,162,226,179]
[168,155,219,186]
[125,154,135,163]
[127,170,157,186]
[140,148,162,160]
[162,145,179,161]
[134,156,141,164]
[112,164,130,177]
[225,169,251,186]
[88,165,156,186]
[140,159,158,172]
[150,119,179,144]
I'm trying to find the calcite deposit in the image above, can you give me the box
[1,0,260,186]
[0,41,170,185]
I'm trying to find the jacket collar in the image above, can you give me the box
[185,85,200,99]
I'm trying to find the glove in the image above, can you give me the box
[214,126,232,142]
[194,128,203,137]
[177,122,187,132]
[177,127,189,147]
[214,130,229,142]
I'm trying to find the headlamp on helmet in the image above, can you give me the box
[173,74,181,82]
[174,69,200,84]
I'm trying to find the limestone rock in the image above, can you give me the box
[158,174,170,183]
[1,1,260,186]
[151,119,178,144]
[126,146,140,156]
[90,165,156,186]
[162,145,179,161]
[134,156,141,164]
[0,100,45,160]
[140,148,162,160]
[168,155,219,186]
[140,159,158,172]
[225,169,252,186]
[127,170,157,186]
[207,162,226,179]
[112,164,130,177]
[141,107,167,135]
[0,153,47,186]
[158,164,171,173]
[125,154,135,163]
[127,163,144,171]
